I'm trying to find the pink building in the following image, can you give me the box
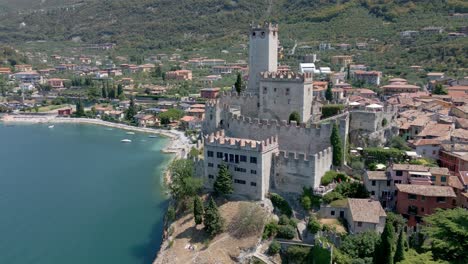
[165,70,192,81]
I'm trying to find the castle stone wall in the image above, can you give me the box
[272,148,332,193]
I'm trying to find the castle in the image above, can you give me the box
[200,23,379,200]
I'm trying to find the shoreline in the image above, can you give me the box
[1,114,192,158]
[1,114,189,263]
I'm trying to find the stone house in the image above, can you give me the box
[363,171,393,208]
[320,198,387,234]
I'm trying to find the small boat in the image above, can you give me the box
[121,139,132,143]
[126,131,135,135]
[48,125,54,128]
[148,135,157,138]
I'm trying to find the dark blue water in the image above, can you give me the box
[0,123,172,264]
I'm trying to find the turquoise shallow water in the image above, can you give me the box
[0,123,171,264]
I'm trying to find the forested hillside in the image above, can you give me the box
[0,0,466,76]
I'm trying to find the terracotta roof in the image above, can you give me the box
[180,115,197,122]
[347,198,386,224]
[429,167,450,175]
[412,138,442,146]
[396,184,456,197]
[449,176,464,190]
[452,129,468,140]
[447,85,468,91]
[417,122,452,138]
[366,171,387,180]
[188,108,205,113]
[392,164,429,172]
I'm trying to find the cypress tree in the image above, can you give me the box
[374,221,396,264]
[394,229,406,263]
[330,123,343,166]
[117,84,124,96]
[193,196,204,225]
[213,164,233,196]
[203,197,223,236]
[75,100,85,117]
[125,97,137,121]
[234,72,243,94]
[325,81,333,101]
[433,83,447,95]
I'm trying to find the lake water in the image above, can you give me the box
[0,123,172,264]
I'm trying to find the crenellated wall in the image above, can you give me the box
[222,111,349,155]
[218,91,259,118]
[272,147,332,193]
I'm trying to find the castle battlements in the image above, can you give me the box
[220,91,256,98]
[260,71,313,83]
[275,147,332,167]
[226,111,346,133]
[204,130,278,152]
[250,22,278,32]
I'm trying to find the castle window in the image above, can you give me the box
[234,179,246,184]
[208,174,214,179]
[208,163,214,167]
[207,151,214,157]
[331,210,335,216]
[217,152,223,158]
[358,222,362,227]
[251,182,257,186]
[240,155,247,162]
[261,31,265,38]
[286,88,290,96]
[263,87,267,94]
[251,170,257,175]
[235,167,246,173]
[372,180,376,186]
[371,191,375,195]
[210,114,213,120]
[250,157,257,164]
[274,88,277,92]
[252,32,256,37]
[235,155,239,163]
[229,154,234,162]
[224,153,228,162]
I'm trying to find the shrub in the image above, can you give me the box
[268,240,281,255]
[323,191,345,204]
[321,170,338,186]
[322,104,345,119]
[301,195,312,210]
[363,147,406,165]
[289,218,299,228]
[270,193,292,217]
[307,216,321,234]
[166,205,176,222]
[263,221,279,239]
[286,246,312,263]
[279,215,290,225]
[276,225,296,239]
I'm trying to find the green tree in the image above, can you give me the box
[153,65,162,78]
[394,229,407,263]
[398,249,447,264]
[374,221,396,264]
[234,72,243,94]
[75,100,85,117]
[326,81,333,101]
[193,196,204,225]
[268,240,280,255]
[213,164,233,196]
[159,108,184,125]
[168,159,202,201]
[203,197,223,236]
[340,231,380,263]
[288,111,301,124]
[433,83,447,95]
[330,123,343,166]
[125,97,137,121]
[389,136,411,151]
[421,208,468,263]
[101,86,108,98]
[307,215,321,234]
[117,84,124,97]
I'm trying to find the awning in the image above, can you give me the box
[409,171,432,176]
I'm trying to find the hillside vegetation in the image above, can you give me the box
[0,0,466,77]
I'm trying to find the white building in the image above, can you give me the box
[203,130,278,200]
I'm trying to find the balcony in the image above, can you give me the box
[408,171,432,185]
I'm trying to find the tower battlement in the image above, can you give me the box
[204,130,278,152]
[250,22,278,32]
[260,71,313,82]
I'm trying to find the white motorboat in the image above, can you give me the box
[148,135,157,138]
[126,131,135,135]
[121,139,132,143]
[48,125,54,128]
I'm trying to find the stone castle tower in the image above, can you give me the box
[247,22,278,94]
